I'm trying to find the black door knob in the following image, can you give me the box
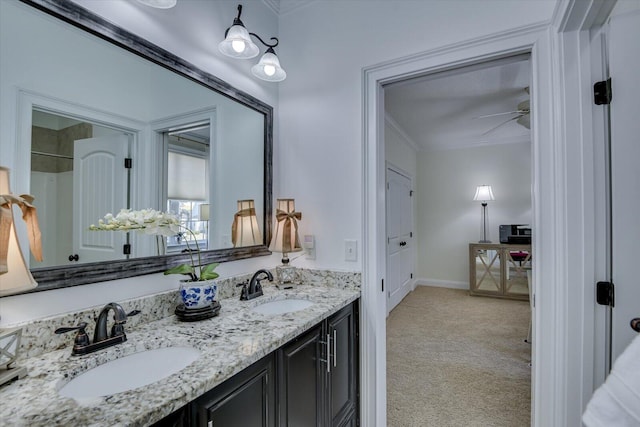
[68,254,79,262]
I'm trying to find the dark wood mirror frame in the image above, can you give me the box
[15,0,273,294]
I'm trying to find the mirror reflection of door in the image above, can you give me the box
[164,124,210,254]
[30,109,132,267]
[73,134,130,263]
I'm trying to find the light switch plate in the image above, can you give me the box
[345,239,357,262]
[303,234,316,260]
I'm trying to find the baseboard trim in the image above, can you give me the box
[415,278,468,290]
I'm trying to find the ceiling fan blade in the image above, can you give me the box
[481,115,521,135]
[475,110,527,119]
[517,113,531,129]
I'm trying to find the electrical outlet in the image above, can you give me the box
[345,239,357,262]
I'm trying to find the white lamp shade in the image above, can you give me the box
[269,199,302,253]
[136,0,177,8]
[473,185,495,202]
[218,25,259,59]
[199,204,210,222]
[251,51,287,82]
[0,168,37,296]
[231,200,262,247]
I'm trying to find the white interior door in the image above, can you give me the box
[608,9,640,365]
[386,167,413,314]
[73,135,129,264]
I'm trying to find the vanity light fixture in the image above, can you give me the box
[136,0,177,9]
[473,185,495,243]
[231,199,262,247]
[219,5,287,82]
[269,199,302,284]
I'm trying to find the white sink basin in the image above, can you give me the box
[58,346,200,399]
[251,298,314,315]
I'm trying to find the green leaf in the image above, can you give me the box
[199,263,220,281]
[164,264,195,277]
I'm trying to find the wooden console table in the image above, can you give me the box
[469,243,531,300]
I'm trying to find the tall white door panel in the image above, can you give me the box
[608,9,640,364]
[73,135,129,263]
[386,167,413,314]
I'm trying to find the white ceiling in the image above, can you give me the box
[384,56,531,152]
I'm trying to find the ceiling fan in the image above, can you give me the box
[476,87,530,135]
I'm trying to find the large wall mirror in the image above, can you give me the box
[2,0,272,293]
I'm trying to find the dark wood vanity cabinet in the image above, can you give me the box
[326,303,359,427]
[278,302,359,427]
[278,324,324,426]
[154,300,359,427]
[191,354,276,427]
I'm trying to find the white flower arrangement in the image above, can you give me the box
[90,208,219,282]
[90,208,180,235]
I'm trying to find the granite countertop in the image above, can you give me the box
[0,284,360,426]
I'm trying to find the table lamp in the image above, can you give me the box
[231,200,262,247]
[0,166,43,386]
[473,185,495,243]
[269,199,302,284]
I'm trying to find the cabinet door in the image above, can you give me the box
[278,324,325,427]
[327,303,359,427]
[192,354,275,427]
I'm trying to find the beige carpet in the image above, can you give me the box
[387,286,531,427]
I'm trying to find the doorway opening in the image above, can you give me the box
[29,108,133,268]
[382,54,534,424]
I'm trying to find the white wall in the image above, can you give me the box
[385,117,418,179]
[277,0,555,272]
[416,142,532,284]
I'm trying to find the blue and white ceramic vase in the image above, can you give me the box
[179,280,217,309]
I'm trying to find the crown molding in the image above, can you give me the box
[384,113,420,152]
[260,0,279,16]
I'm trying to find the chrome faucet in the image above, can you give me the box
[55,303,139,356]
[238,269,273,300]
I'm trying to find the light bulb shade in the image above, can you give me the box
[473,185,495,202]
[136,0,177,8]
[219,25,259,59]
[269,199,302,254]
[231,200,262,247]
[251,51,287,82]
[199,204,210,222]
[0,167,39,296]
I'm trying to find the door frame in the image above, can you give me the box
[362,23,550,426]
[14,89,147,260]
[361,1,619,425]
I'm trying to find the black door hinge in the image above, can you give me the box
[410,273,413,279]
[596,281,614,307]
[381,279,384,292]
[124,158,132,169]
[123,243,131,255]
[410,190,413,197]
[594,78,612,105]
[410,231,413,238]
